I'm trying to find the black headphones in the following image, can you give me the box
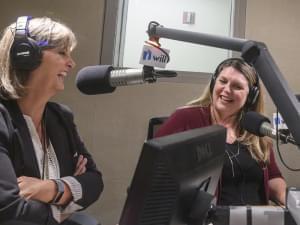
[209,58,260,109]
[10,16,46,71]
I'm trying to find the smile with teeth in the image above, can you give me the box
[220,95,233,103]
[58,72,67,81]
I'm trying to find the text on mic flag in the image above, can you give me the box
[139,44,170,68]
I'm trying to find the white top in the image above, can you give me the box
[23,115,83,222]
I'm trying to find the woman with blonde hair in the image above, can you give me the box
[0,16,103,225]
[155,58,286,205]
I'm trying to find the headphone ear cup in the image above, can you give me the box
[247,86,260,107]
[10,37,42,71]
[10,16,43,71]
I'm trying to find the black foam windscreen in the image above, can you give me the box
[76,65,116,95]
[241,111,270,136]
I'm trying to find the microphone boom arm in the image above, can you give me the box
[148,24,248,52]
[147,22,300,146]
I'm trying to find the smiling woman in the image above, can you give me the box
[29,47,76,96]
[0,16,103,225]
[211,66,250,133]
[155,57,287,207]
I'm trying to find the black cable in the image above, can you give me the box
[146,21,170,63]
[147,21,160,32]
[275,110,300,171]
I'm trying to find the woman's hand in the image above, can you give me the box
[74,154,87,176]
[17,176,56,203]
[269,177,287,205]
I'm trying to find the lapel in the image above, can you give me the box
[2,101,76,178]
[3,100,41,178]
[45,103,75,176]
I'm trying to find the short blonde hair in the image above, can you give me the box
[0,17,77,99]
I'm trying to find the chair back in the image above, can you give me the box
[147,116,168,140]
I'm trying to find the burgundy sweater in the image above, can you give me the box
[155,106,283,204]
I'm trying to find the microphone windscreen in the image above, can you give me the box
[76,65,116,95]
[241,111,270,136]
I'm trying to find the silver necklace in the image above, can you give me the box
[225,142,240,177]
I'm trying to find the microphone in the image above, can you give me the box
[76,27,175,95]
[241,111,297,145]
[76,65,176,95]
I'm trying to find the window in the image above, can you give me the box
[101,0,246,80]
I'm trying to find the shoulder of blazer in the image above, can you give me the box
[0,102,14,144]
[0,103,14,129]
[46,102,75,138]
[47,102,74,120]
[0,101,20,166]
[46,102,78,156]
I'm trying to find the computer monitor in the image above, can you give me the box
[119,125,226,225]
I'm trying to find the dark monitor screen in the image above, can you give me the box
[119,125,226,225]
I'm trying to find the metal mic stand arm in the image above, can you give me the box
[147,22,300,146]
[241,41,300,147]
[143,66,157,83]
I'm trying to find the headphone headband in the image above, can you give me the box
[15,16,31,38]
[10,16,43,71]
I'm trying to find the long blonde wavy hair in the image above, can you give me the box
[187,58,272,164]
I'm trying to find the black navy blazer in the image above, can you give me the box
[0,100,103,225]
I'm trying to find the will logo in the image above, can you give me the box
[142,49,168,63]
[152,54,168,63]
[143,49,152,60]
[139,44,170,68]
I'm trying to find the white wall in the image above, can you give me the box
[246,0,300,189]
[123,0,233,72]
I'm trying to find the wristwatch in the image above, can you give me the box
[51,179,65,204]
